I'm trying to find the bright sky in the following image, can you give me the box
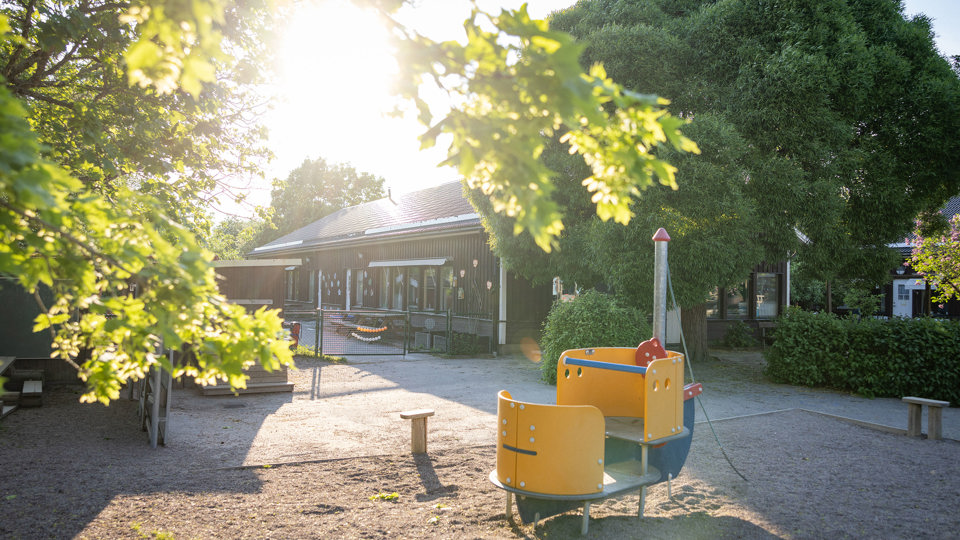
[242,0,958,216]
[246,0,576,215]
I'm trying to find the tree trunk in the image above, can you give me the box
[825,280,832,314]
[680,303,708,366]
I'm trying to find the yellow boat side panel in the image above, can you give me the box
[496,390,519,488]
[496,390,605,496]
[556,347,645,418]
[642,352,685,442]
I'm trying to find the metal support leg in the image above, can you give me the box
[667,473,673,500]
[639,445,648,518]
[505,492,512,521]
[581,501,591,535]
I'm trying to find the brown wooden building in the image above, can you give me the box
[249,182,553,350]
[702,261,790,343]
[213,259,301,314]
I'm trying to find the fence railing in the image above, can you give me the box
[284,308,498,357]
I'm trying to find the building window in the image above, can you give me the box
[440,266,454,311]
[755,273,778,319]
[705,287,720,319]
[379,267,390,309]
[725,281,749,319]
[285,268,299,301]
[424,268,438,310]
[408,267,421,310]
[898,284,909,301]
[354,269,365,308]
[392,269,405,310]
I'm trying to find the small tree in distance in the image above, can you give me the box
[260,157,385,244]
[910,213,960,305]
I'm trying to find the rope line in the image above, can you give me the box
[667,262,749,482]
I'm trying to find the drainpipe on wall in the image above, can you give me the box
[786,258,791,308]
[498,261,507,346]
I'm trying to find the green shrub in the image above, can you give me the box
[718,320,758,349]
[539,290,651,384]
[841,287,881,318]
[449,332,487,355]
[764,308,847,387]
[765,309,960,403]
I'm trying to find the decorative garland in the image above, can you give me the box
[350,324,388,342]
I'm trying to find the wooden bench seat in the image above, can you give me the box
[902,396,950,440]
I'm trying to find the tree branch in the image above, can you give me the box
[78,1,131,15]
[1,0,38,78]
[16,88,76,109]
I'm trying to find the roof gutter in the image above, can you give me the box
[248,225,483,259]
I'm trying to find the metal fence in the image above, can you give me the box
[284,309,497,357]
[400,310,497,355]
[284,309,406,357]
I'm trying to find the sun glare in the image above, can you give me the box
[263,0,462,199]
[277,1,396,122]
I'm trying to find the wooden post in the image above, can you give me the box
[929,406,944,441]
[906,402,923,437]
[400,409,435,453]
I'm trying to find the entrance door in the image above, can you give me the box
[892,280,912,318]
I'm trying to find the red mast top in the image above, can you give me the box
[652,228,671,242]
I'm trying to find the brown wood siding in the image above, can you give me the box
[304,231,499,317]
[215,266,286,313]
[6,357,78,385]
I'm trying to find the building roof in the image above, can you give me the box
[250,181,480,256]
[944,196,960,220]
[890,195,960,256]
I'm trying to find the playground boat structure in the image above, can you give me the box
[489,228,703,533]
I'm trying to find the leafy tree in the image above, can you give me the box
[0,78,291,403]
[204,217,266,261]
[472,0,960,361]
[261,158,384,243]
[556,0,960,278]
[389,3,699,251]
[0,2,288,404]
[910,213,960,304]
[471,113,759,362]
[0,0,274,232]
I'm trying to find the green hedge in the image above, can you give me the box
[765,308,960,403]
[539,290,651,384]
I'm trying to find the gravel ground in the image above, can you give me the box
[1,351,958,539]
